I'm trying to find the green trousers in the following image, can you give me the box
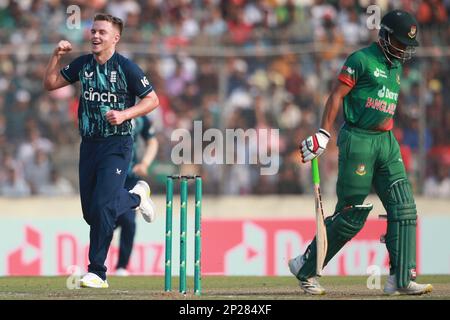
[335,124,407,212]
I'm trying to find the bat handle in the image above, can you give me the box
[312,158,320,184]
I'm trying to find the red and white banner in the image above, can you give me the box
[0,217,402,276]
[202,219,390,276]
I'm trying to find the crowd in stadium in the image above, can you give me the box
[0,0,449,197]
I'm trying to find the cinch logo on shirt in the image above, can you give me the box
[83,87,118,103]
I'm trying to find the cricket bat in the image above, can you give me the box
[311,158,327,276]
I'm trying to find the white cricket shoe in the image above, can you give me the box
[289,255,326,295]
[80,272,109,288]
[115,268,129,277]
[383,275,433,295]
[130,180,156,223]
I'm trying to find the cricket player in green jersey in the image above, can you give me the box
[289,10,433,295]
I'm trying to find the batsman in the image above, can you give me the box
[289,10,433,295]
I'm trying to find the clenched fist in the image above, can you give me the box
[105,110,126,126]
[54,40,72,57]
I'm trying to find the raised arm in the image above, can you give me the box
[43,40,72,91]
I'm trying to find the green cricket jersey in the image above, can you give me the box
[338,43,403,131]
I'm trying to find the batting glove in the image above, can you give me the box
[300,129,330,163]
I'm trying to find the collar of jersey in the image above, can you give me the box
[369,42,401,69]
[91,51,117,66]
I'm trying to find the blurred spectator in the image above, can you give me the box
[227,9,253,45]
[166,61,191,97]
[394,127,412,173]
[316,13,345,61]
[107,0,140,23]
[5,90,33,142]
[424,161,450,198]
[402,116,433,152]
[416,0,448,26]
[0,167,31,197]
[0,1,448,196]
[339,8,369,45]
[38,169,75,196]
[203,6,227,38]
[278,163,303,194]
[23,149,51,195]
[17,127,53,165]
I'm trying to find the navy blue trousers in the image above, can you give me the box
[114,176,139,270]
[79,136,140,280]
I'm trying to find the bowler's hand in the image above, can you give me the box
[105,110,126,125]
[300,129,330,163]
[54,40,72,57]
[133,163,149,177]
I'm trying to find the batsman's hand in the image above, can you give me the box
[300,129,330,163]
[54,40,72,57]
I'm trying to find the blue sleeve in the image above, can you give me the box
[140,117,155,140]
[60,55,88,83]
[124,59,154,99]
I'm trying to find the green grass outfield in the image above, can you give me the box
[0,275,449,300]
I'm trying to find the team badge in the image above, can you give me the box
[408,25,417,39]
[396,74,401,85]
[355,164,367,176]
[110,71,117,83]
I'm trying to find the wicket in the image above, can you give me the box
[164,175,202,295]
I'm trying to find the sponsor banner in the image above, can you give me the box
[1,216,449,276]
[0,218,164,276]
[203,220,389,276]
[419,217,450,274]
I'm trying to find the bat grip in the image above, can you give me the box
[312,158,320,184]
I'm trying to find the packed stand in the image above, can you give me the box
[0,0,448,197]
